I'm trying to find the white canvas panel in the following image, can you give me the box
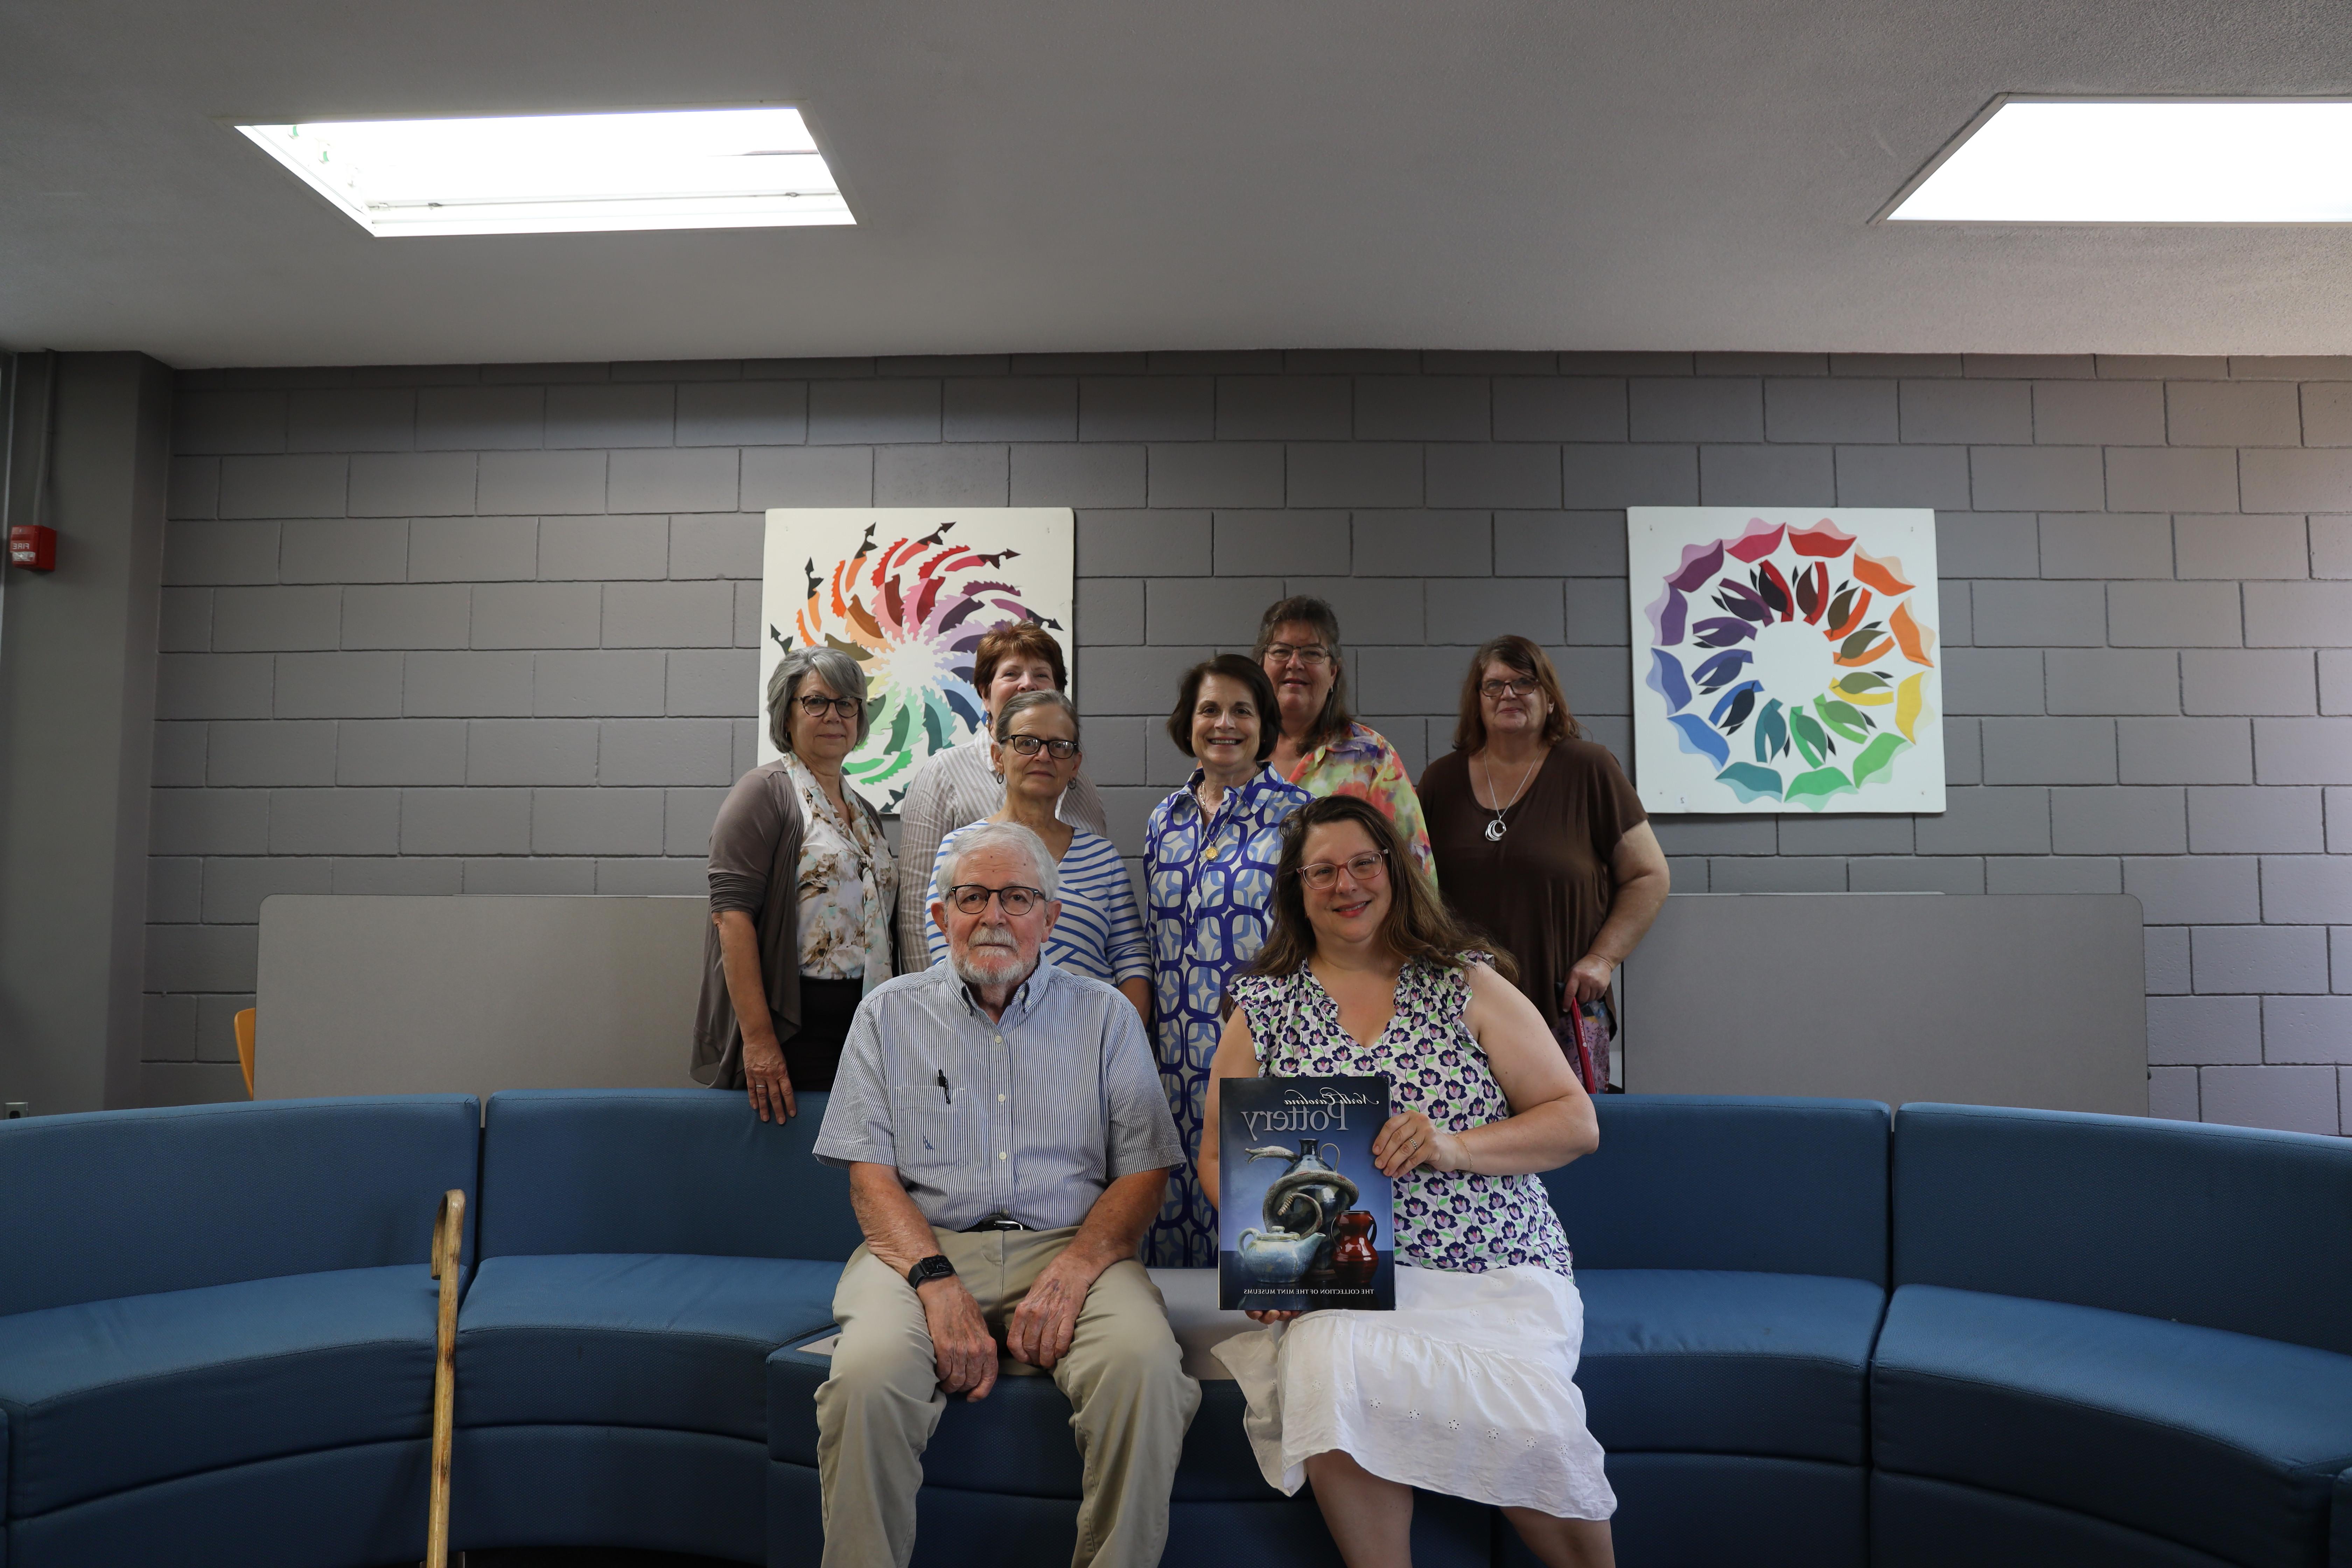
[1627,508,1945,815]
[758,509,1074,815]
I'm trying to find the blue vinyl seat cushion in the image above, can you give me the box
[1892,1104,2352,1359]
[767,1343,1269,1502]
[1547,1097,1891,1284]
[457,1253,842,1440]
[1873,1284,2352,1568]
[474,1089,863,1264]
[1576,1269,1885,1465]
[0,1096,479,1321]
[0,1265,441,1518]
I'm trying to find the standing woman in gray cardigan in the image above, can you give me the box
[693,648,898,1121]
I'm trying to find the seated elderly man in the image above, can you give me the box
[812,819,1200,1568]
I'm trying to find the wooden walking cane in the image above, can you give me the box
[425,1189,465,1568]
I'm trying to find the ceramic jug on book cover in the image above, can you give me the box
[1235,1141,1360,1282]
[1331,1210,1378,1283]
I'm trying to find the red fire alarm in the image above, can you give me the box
[8,525,56,572]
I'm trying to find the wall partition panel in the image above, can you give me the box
[1619,892,2147,1113]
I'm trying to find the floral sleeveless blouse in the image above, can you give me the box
[1229,958,1575,1277]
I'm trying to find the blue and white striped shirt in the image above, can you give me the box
[926,825,1151,987]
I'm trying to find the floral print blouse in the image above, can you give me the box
[1284,722,1437,888]
[786,755,896,992]
[1140,765,1313,1266]
[1229,957,1575,1277]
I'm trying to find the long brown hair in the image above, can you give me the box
[1250,795,1517,983]
[1452,634,1582,753]
[1253,595,1353,752]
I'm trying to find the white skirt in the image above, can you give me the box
[1210,1263,1617,1519]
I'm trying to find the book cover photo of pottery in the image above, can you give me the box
[1218,1076,1395,1312]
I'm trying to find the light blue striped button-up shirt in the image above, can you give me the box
[812,958,1185,1231]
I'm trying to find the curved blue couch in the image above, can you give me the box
[1876,1103,2352,1568]
[1530,1095,1891,1568]
[449,1088,864,1563]
[0,1096,479,1568]
[3,1090,2349,1568]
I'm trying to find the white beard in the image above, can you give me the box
[952,924,1036,989]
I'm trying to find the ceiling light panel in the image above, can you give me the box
[1890,99,2352,223]
[237,107,852,237]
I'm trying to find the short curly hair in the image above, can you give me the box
[972,621,1069,695]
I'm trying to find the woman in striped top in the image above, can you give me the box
[925,690,1152,1024]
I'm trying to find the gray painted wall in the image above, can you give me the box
[0,352,172,1114]
[145,350,2352,1132]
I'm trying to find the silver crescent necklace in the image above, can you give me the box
[1476,749,1541,841]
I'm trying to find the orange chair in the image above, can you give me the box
[233,1008,256,1098]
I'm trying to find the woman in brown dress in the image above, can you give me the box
[1417,636,1671,1054]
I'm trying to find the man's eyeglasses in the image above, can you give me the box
[1295,849,1388,891]
[796,693,863,719]
[945,884,1048,916]
[1002,734,1079,759]
[1265,643,1332,668]
[1479,676,1543,700]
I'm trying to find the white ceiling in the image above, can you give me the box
[4,0,2350,368]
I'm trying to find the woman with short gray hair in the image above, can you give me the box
[693,646,898,1121]
[923,689,1152,1023]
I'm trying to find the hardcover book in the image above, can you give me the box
[1218,1076,1395,1311]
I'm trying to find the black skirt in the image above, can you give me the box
[785,975,866,1092]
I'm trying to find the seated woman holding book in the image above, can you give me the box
[1201,793,1617,1568]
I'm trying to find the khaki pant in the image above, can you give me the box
[815,1227,1200,1568]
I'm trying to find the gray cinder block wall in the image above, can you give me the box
[147,351,2352,1132]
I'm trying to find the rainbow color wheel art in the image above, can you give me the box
[1631,510,1943,813]
[758,510,1074,814]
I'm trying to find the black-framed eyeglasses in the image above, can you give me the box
[796,693,862,719]
[1002,734,1079,759]
[945,884,1048,916]
[1265,643,1332,667]
[1294,849,1387,891]
[1479,676,1542,700]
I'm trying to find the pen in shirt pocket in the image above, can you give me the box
[937,1070,951,1105]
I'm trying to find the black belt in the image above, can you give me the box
[962,1214,1030,1232]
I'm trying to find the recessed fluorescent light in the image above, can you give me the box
[236,107,852,237]
[1889,98,2352,223]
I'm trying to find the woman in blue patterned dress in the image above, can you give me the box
[1142,654,1311,1267]
[1203,794,1616,1568]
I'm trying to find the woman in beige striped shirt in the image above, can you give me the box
[892,621,1109,967]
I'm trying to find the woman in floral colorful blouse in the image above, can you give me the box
[695,647,897,1122]
[1203,793,1616,1567]
[1255,595,1436,889]
[1141,654,1312,1266]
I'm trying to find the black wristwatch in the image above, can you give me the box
[905,1254,956,1290]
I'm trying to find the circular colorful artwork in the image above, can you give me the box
[776,519,1064,812]
[1642,515,1937,810]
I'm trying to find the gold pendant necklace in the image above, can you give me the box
[1196,783,1223,860]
